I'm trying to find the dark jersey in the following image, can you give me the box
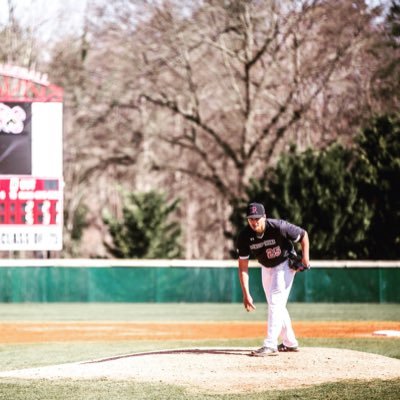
[236,218,305,268]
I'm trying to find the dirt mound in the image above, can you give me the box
[1,347,399,394]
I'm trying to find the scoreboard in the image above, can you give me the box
[0,177,63,250]
[0,65,64,252]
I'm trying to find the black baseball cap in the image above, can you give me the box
[246,202,266,218]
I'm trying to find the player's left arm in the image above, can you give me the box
[300,230,310,267]
[238,258,256,312]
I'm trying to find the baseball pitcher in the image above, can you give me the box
[236,202,310,356]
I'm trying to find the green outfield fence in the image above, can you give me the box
[0,259,399,303]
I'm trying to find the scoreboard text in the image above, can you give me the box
[0,176,63,250]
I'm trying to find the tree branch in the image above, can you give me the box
[140,93,243,169]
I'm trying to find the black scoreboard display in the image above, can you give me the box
[0,176,63,250]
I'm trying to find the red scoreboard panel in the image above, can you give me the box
[0,176,63,250]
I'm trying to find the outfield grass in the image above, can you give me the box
[0,302,398,321]
[0,303,399,400]
[0,378,399,400]
[0,337,399,372]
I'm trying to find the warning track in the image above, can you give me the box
[0,321,399,343]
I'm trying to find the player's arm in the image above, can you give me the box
[238,258,256,312]
[300,230,310,267]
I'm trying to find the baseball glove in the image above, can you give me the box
[288,253,310,272]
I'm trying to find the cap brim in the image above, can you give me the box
[247,214,264,219]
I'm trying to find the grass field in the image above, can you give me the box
[0,302,399,399]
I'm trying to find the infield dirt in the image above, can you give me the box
[0,320,399,343]
[1,321,399,393]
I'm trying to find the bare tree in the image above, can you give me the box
[79,0,387,256]
[48,24,146,255]
[0,0,44,66]
[92,1,379,187]
[44,0,395,258]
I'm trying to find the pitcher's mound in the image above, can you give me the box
[1,347,399,394]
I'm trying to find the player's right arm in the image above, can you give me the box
[238,258,256,312]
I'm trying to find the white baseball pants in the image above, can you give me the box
[261,259,298,349]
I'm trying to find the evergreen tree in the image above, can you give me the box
[229,114,400,260]
[355,114,400,258]
[104,191,182,259]
[244,145,372,259]
[228,148,365,260]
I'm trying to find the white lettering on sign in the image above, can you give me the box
[0,103,26,134]
[0,232,30,245]
[19,179,36,191]
[0,64,49,86]
[0,227,62,250]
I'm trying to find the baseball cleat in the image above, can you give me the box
[278,343,299,352]
[251,346,279,357]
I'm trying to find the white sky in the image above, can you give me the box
[0,0,391,43]
[0,0,87,42]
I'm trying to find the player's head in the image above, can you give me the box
[246,202,266,234]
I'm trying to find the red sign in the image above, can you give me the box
[0,177,62,225]
[0,64,63,102]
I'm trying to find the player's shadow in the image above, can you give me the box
[84,348,252,364]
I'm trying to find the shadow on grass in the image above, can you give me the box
[84,348,253,364]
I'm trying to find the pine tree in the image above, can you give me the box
[229,114,400,260]
[104,191,182,259]
[355,114,400,258]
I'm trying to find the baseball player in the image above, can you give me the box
[236,202,310,356]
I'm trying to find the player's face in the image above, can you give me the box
[247,216,266,234]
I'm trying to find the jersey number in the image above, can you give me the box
[266,246,281,259]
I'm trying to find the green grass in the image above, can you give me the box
[0,302,398,321]
[0,378,399,400]
[0,303,399,399]
[0,337,399,372]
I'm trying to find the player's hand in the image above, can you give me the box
[243,295,256,312]
[302,257,310,268]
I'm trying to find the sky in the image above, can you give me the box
[0,0,88,42]
[0,0,391,43]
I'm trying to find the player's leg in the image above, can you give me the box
[262,260,297,349]
[278,262,298,348]
[261,266,274,346]
[251,266,278,356]
[280,304,299,349]
[261,262,285,350]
